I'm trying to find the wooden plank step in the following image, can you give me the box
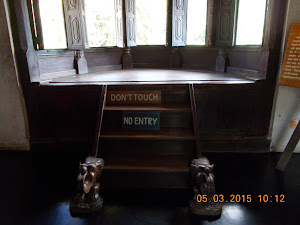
[104,156,190,172]
[104,104,191,111]
[100,128,195,140]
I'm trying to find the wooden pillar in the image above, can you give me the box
[123,47,133,69]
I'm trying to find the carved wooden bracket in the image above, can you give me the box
[215,49,228,72]
[75,50,88,74]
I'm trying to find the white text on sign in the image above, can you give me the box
[111,93,159,102]
[123,117,158,126]
[107,90,161,105]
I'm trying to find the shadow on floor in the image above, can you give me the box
[0,151,299,225]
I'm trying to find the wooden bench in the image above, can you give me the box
[42,69,256,215]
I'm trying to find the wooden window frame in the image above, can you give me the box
[27,0,214,50]
[28,0,270,51]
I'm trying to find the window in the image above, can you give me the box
[38,0,67,49]
[84,0,116,47]
[236,0,267,45]
[186,0,207,45]
[32,0,269,50]
[136,0,167,45]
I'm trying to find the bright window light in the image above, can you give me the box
[85,0,116,47]
[136,0,167,45]
[236,0,267,45]
[187,0,207,45]
[39,0,67,49]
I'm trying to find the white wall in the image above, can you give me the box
[0,0,29,150]
[271,0,300,152]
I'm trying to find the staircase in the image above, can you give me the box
[94,84,201,188]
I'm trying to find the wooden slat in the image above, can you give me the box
[125,0,137,47]
[63,0,86,49]
[43,80,255,86]
[100,128,195,140]
[172,0,188,46]
[92,85,107,156]
[104,104,191,111]
[104,156,189,172]
[189,83,202,157]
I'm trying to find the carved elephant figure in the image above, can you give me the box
[76,157,104,203]
[189,157,222,216]
[190,157,216,199]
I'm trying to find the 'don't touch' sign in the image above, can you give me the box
[122,111,160,130]
[107,90,161,105]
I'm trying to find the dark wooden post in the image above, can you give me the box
[276,122,300,171]
[258,47,269,79]
[123,47,133,69]
[170,47,181,68]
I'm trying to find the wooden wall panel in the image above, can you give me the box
[29,85,102,144]
[181,48,218,69]
[228,50,261,71]
[37,49,123,75]
[85,49,123,68]
[38,55,75,75]
[194,84,271,137]
[131,47,170,68]
[28,84,272,152]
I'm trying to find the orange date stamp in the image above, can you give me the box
[196,194,285,203]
